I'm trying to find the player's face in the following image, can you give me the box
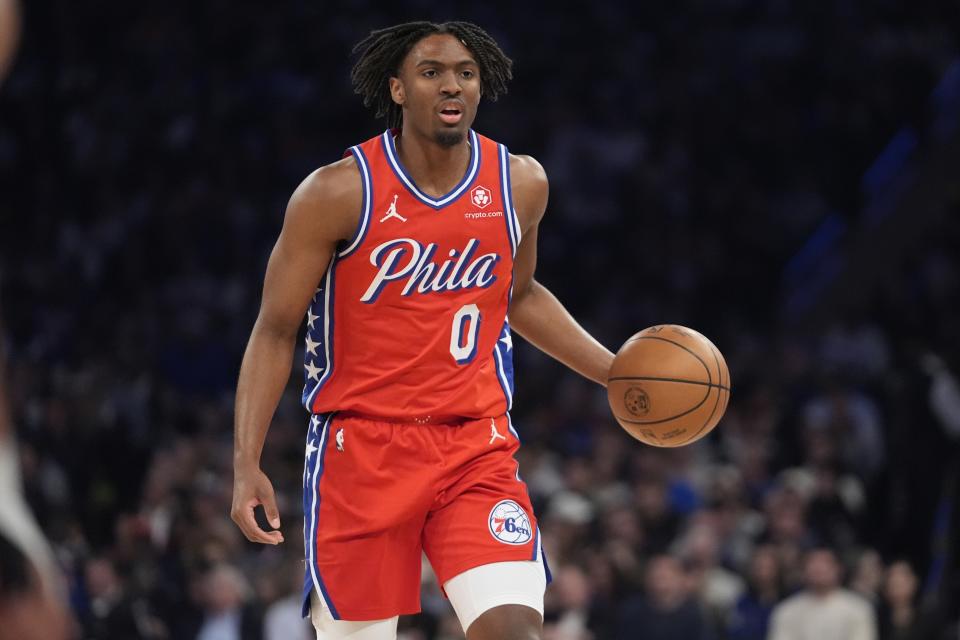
[390,34,481,147]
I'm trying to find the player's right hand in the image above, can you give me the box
[230,464,285,545]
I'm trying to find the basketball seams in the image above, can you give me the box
[607,376,731,391]
[685,344,725,443]
[609,381,711,425]
[715,343,731,419]
[617,336,712,386]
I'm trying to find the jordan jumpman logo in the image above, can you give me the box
[489,418,507,444]
[380,194,407,223]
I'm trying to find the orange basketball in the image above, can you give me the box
[607,324,730,447]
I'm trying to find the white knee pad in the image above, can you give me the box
[443,559,547,635]
[309,589,399,640]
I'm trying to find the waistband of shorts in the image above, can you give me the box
[332,411,478,426]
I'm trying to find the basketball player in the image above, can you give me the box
[231,22,614,640]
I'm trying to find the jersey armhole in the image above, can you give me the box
[497,144,523,256]
[337,146,373,259]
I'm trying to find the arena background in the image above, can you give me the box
[2,1,960,638]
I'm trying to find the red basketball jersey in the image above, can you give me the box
[301,129,521,420]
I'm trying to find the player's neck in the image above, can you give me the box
[394,127,471,199]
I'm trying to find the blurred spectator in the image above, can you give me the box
[615,554,712,640]
[262,561,311,640]
[634,476,682,555]
[191,563,263,640]
[757,486,810,591]
[543,564,594,640]
[727,545,785,640]
[80,556,143,639]
[877,560,943,640]
[793,459,865,550]
[768,547,876,640]
[675,519,745,631]
[818,320,891,382]
[597,505,645,597]
[920,353,960,441]
[801,381,885,482]
[850,548,885,608]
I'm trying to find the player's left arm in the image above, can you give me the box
[507,154,615,386]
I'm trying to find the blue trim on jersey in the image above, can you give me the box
[381,129,481,209]
[302,414,340,619]
[506,412,520,442]
[497,144,519,256]
[303,258,338,410]
[531,527,540,561]
[506,156,521,248]
[492,320,515,410]
[301,146,368,408]
[499,143,522,252]
[338,146,373,258]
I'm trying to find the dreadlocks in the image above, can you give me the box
[351,21,513,130]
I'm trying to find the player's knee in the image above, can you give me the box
[310,589,398,640]
[465,604,542,640]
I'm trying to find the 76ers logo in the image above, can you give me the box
[488,500,532,545]
[470,185,492,208]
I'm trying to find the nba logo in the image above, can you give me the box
[470,185,492,209]
[488,500,532,545]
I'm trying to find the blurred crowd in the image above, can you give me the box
[2,1,960,639]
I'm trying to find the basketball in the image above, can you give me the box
[607,324,730,447]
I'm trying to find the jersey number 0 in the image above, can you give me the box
[450,304,481,364]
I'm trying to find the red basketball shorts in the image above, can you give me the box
[300,412,543,621]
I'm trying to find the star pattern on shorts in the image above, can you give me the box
[305,359,323,381]
[304,416,323,483]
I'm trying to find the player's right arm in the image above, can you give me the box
[231,158,361,545]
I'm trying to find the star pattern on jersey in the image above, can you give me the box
[305,440,318,458]
[310,415,321,434]
[500,332,513,351]
[305,359,323,381]
[306,308,319,329]
[305,334,320,355]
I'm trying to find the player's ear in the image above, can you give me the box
[389,76,404,106]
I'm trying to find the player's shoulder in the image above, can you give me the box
[507,153,548,229]
[284,155,362,242]
[293,155,362,208]
[508,153,548,187]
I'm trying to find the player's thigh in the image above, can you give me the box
[443,560,546,638]
[422,421,541,585]
[309,589,398,640]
